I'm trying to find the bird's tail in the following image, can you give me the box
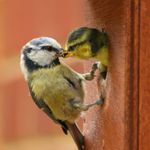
[66,122,84,150]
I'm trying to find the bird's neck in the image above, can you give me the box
[25,56,60,73]
[48,58,60,68]
[96,47,109,66]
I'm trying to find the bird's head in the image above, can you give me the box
[20,37,63,80]
[64,27,108,62]
[64,27,93,59]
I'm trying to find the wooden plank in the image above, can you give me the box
[83,0,140,149]
[139,0,150,149]
[125,0,140,149]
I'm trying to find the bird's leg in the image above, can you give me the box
[72,98,104,112]
[82,62,100,81]
[82,61,107,101]
[81,98,104,111]
[97,63,107,101]
[98,63,107,79]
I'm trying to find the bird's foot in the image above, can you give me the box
[83,62,100,81]
[81,97,104,111]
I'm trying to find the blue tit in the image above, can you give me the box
[64,27,109,79]
[20,37,102,150]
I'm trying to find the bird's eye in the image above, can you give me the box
[41,46,53,51]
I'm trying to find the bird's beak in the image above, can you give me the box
[56,48,74,58]
[56,48,65,57]
[62,49,74,58]
[63,52,74,58]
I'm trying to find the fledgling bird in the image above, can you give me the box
[64,27,109,79]
[20,37,102,150]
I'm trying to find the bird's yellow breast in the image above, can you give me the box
[29,64,84,123]
[73,43,93,59]
[96,47,109,66]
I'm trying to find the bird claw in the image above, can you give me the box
[95,97,105,106]
[92,62,100,70]
[83,62,100,81]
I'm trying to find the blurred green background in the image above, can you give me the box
[0,0,86,149]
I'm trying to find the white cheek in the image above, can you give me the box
[27,50,56,66]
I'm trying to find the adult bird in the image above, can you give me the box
[20,37,102,150]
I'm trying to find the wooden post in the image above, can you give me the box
[139,0,150,149]
[83,0,150,149]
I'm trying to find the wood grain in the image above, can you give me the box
[139,0,150,149]
[83,0,140,149]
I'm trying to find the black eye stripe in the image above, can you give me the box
[40,45,59,53]
[23,47,32,55]
[68,41,86,51]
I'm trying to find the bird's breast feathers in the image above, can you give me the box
[96,47,109,66]
[73,44,93,59]
[28,64,84,122]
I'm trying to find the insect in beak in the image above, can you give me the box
[56,48,66,57]
[62,50,74,58]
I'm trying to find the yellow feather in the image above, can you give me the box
[73,43,92,59]
[65,30,91,48]
[29,64,84,123]
[96,47,109,66]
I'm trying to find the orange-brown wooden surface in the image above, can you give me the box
[83,0,143,150]
[139,0,150,149]
[84,0,127,150]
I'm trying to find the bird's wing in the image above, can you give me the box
[61,64,84,88]
[28,84,68,134]
[28,71,84,150]
[28,84,84,150]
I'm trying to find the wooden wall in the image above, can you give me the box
[83,0,150,150]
